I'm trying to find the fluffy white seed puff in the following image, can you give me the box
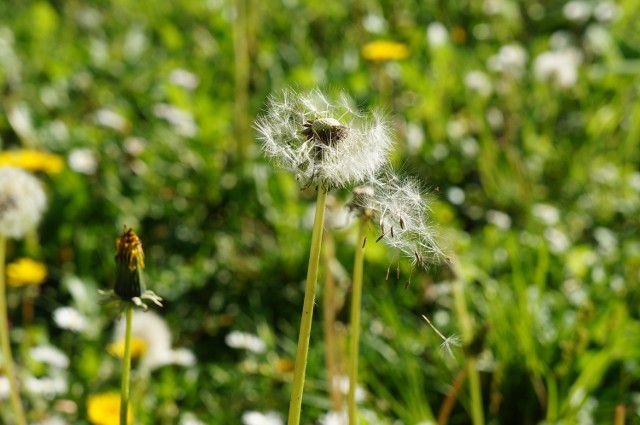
[0,166,47,238]
[255,89,394,190]
[356,172,445,268]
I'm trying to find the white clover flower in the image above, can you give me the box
[533,47,583,88]
[0,167,47,238]
[169,68,200,90]
[426,22,449,47]
[333,375,367,402]
[486,210,512,230]
[532,203,560,225]
[241,411,284,425]
[0,376,9,399]
[353,173,445,272]
[594,1,619,22]
[112,310,195,371]
[24,375,67,397]
[53,306,88,332]
[487,44,528,78]
[30,346,70,369]
[464,70,493,97]
[94,109,128,132]
[30,416,68,425]
[68,148,98,175]
[225,331,267,353]
[318,410,348,425]
[255,89,394,190]
[563,0,591,23]
[153,103,198,137]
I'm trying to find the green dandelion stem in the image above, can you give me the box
[0,235,28,425]
[288,187,328,425]
[348,216,367,425]
[120,304,133,425]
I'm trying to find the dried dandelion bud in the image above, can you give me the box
[100,226,162,312]
[114,227,145,300]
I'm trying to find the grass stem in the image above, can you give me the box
[288,187,328,425]
[348,216,367,424]
[0,235,28,425]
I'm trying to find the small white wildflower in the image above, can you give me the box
[94,109,128,132]
[169,68,200,90]
[0,376,9,399]
[362,13,387,34]
[594,1,619,22]
[225,331,267,353]
[426,22,449,47]
[532,203,560,225]
[68,148,98,175]
[318,410,347,425]
[53,307,88,332]
[0,167,47,239]
[24,375,67,397]
[533,47,582,88]
[585,24,614,55]
[544,227,570,253]
[30,346,70,369]
[486,107,505,131]
[486,209,512,230]
[594,227,617,255]
[487,44,528,78]
[549,30,573,50]
[30,417,68,425]
[255,89,393,190]
[446,118,467,140]
[153,103,198,138]
[464,70,493,97]
[180,414,206,425]
[241,411,284,425]
[446,186,465,205]
[334,375,367,402]
[563,1,591,23]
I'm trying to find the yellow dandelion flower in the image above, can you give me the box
[87,393,132,425]
[114,226,145,300]
[6,258,47,288]
[107,337,148,359]
[0,150,64,174]
[361,40,410,61]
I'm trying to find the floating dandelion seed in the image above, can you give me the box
[255,88,394,190]
[422,315,461,358]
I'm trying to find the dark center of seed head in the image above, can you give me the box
[302,118,349,147]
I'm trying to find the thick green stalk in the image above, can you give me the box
[0,235,27,425]
[288,188,328,425]
[451,259,484,425]
[348,216,367,425]
[120,305,133,425]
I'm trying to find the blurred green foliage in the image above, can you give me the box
[1,0,640,423]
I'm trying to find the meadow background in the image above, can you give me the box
[0,0,639,424]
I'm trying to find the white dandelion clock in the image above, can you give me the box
[0,166,47,239]
[255,88,394,190]
[356,171,446,274]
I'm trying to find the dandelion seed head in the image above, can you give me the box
[255,88,394,190]
[354,171,445,268]
[0,166,47,239]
